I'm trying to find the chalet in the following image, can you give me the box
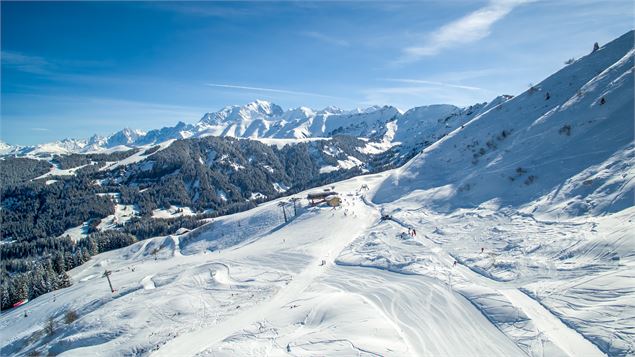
[307,191,339,205]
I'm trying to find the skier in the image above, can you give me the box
[481,247,484,253]
[453,261,457,267]
[412,228,416,237]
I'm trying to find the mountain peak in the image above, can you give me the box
[199,100,284,125]
[319,105,343,114]
[106,127,144,147]
[243,99,284,116]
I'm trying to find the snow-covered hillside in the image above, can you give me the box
[1,31,633,357]
[375,30,634,218]
[2,170,631,356]
[370,29,635,355]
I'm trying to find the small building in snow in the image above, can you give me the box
[307,191,339,205]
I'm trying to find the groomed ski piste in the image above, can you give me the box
[1,31,634,357]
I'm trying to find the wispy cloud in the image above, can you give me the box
[302,31,350,47]
[383,78,484,91]
[2,51,50,74]
[362,84,495,109]
[205,83,347,100]
[30,127,49,132]
[401,0,530,61]
[425,68,514,82]
[147,2,257,18]
[2,50,113,76]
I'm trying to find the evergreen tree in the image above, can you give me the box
[45,260,59,291]
[81,248,91,263]
[64,252,75,271]
[59,271,72,289]
[16,278,29,300]
[85,237,98,255]
[53,252,66,274]
[31,266,48,297]
[1,284,10,308]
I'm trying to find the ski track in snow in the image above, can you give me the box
[323,266,523,356]
[154,185,380,356]
[387,215,605,356]
[155,176,606,357]
[1,172,625,357]
[500,289,603,357]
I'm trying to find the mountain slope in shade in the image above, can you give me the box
[374,30,634,218]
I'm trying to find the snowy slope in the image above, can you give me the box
[0,174,526,357]
[3,166,629,356]
[374,30,634,218]
[1,31,633,357]
[370,30,635,356]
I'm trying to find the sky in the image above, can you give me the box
[1,0,633,146]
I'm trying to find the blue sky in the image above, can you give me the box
[1,0,633,145]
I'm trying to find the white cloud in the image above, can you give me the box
[383,78,485,91]
[302,31,350,47]
[365,77,497,108]
[205,83,348,100]
[2,50,113,77]
[2,51,50,74]
[362,84,494,109]
[149,2,259,18]
[401,0,530,61]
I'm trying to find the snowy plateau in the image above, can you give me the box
[1,31,634,357]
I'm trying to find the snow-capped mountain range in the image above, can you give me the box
[0,98,505,158]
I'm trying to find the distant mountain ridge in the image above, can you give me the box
[0,98,503,158]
